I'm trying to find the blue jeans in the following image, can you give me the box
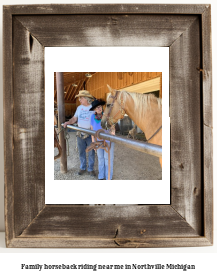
[97,142,114,180]
[77,135,95,172]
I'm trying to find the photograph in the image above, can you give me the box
[54,72,162,181]
[45,47,170,205]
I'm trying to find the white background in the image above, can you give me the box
[45,47,170,204]
[0,0,216,277]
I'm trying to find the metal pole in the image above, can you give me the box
[63,124,162,158]
[56,72,67,173]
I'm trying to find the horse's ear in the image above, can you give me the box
[107,84,112,91]
[107,84,115,95]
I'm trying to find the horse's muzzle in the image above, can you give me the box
[101,118,110,130]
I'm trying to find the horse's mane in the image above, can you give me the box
[120,90,162,113]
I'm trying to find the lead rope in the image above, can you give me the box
[57,126,70,156]
[64,128,70,156]
[86,129,111,180]
[146,125,162,142]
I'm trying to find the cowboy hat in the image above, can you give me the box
[75,90,94,99]
[89,98,106,111]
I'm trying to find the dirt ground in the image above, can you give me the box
[54,130,162,180]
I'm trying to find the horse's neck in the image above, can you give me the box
[123,93,144,129]
[124,94,162,141]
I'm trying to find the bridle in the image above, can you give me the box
[104,90,126,127]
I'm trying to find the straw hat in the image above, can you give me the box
[75,90,94,99]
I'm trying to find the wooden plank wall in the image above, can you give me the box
[65,103,76,117]
[87,72,162,101]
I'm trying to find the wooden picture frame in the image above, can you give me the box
[3,4,212,248]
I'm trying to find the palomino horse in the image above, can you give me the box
[54,114,62,160]
[101,85,162,167]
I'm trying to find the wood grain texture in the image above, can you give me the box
[16,15,197,47]
[20,205,199,238]
[12,17,45,237]
[170,17,202,235]
[201,6,213,244]
[3,4,213,248]
[8,237,212,249]
[203,125,213,243]
[202,5,212,128]
[3,6,14,247]
[87,72,162,101]
[3,4,208,15]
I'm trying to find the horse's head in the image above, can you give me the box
[101,85,125,130]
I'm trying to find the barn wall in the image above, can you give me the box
[87,72,162,100]
[55,72,162,117]
[65,103,76,117]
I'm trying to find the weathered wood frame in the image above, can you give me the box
[3,4,212,248]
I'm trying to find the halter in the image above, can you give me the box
[104,90,126,127]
